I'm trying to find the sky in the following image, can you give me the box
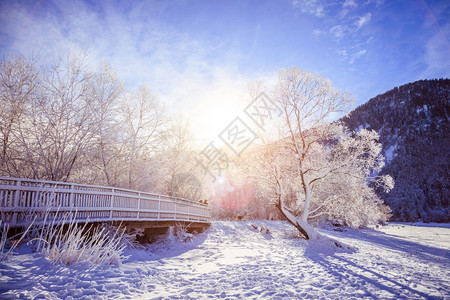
[0,0,449,144]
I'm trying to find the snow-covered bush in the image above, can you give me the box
[172,222,194,243]
[0,219,33,261]
[0,220,11,260]
[29,210,126,267]
[120,231,145,250]
[1,187,126,265]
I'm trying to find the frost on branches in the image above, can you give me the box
[246,67,394,241]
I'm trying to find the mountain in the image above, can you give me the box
[341,79,449,222]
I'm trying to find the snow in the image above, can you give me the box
[1,221,449,299]
[384,143,397,163]
[356,123,369,132]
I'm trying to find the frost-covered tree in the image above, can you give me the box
[78,82,169,191]
[0,52,171,192]
[0,52,122,181]
[118,86,168,190]
[300,126,393,228]
[258,67,393,240]
[0,55,40,177]
[159,118,199,197]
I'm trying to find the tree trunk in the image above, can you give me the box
[275,202,309,239]
[299,168,312,222]
[275,185,320,240]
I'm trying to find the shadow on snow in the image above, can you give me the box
[303,228,449,299]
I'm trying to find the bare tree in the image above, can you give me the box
[120,86,168,190]
[72,63,124,185]
[0,55,40,177]
[0,52,172,192]
[21,52,120,181]
[269,67,353,238]
[161,117,198,197]
[257,67,392,240]
[0,52,124,182]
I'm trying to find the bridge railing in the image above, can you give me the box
[0,177,210,227]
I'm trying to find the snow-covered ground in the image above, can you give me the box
[1,221,449,299]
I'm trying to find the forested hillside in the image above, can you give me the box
[341,79,449,222]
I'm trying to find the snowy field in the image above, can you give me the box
[0,221,449,299]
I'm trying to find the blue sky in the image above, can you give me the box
[1,0,449,143]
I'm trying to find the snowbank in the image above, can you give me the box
[0,221,449,299]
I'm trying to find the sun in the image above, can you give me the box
[188,90,248,147]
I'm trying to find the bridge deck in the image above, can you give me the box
[0,177,211,229]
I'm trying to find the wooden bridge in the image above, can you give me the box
[0,176,211,234]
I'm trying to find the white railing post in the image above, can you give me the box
[137,192,141,219]
[110,188,115,220]
[174,200,177,220]
[12,180,21,225]
[69,184,74,208]
[158,195,161,220]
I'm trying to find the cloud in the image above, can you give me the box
[336,48,348,57]
[330,25,347,39]
[349,49,367,64]
[336,47,367,64]
[417,2,450,79]
[341,0,358,18]
[0,0,273,145]
[292,0,325,17]
[330,13,371,39]
[343,0,358,9]
[420,24,450,79]
[289,0,375,66]
[364,0,384,7]
[313,29,326,37]
[302,0,374,66]
[0,2,71,57]
[356,13,371,30]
